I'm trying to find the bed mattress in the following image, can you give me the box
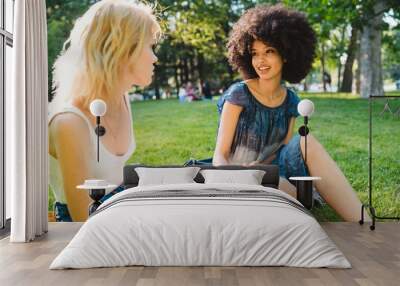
[50,183,350,269]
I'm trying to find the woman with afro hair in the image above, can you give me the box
[213,4,369,222]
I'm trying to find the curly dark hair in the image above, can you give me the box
[227,4,317,83]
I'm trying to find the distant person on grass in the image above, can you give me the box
[323,71,332,91]
[186,82,201,101]
[213,4,369,222]
[178,83,187,103]
[202,80,212,100]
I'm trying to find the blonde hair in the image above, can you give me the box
[50,0,161,113]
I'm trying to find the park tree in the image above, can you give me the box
[359,0,387,98]
[148,0,253,98]
[46,0,93,100]
[340,23,358,93]
[358,0,400,98]
[383,27,400,81]
[282,0,355,92]
[46,0,400,99]
[284,0,400,96]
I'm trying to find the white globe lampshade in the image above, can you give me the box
[89,99,107,117]
[297,99,315,117]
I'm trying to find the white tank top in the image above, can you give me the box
[49,95,136,203]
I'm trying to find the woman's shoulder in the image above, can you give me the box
[49,111,91,141]
[284,87,301,117]
[285,87,301,104]
[221,80,249,107]
[225,80,247,94]
[48,111,95,163]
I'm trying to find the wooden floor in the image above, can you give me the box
[0,222,399,286]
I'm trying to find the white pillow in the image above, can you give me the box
[135,167,200,186]
[200,169,266,185]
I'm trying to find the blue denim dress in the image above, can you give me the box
[217,81,308,180]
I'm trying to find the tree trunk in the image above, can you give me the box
[154,66,160,100]
[355,31,361,94]
[303,80,308,92]
[340,25,358,92]
[337,26,346,90]
[337,61,342,91]
[174,64,179,98]
[321,43,327,92]
[337,62,342,91]
[355,52,361,94]
[197,53,205,83]
[359,0,387,98]
[189,55,195,82]
[183,58,189,83]
[178,59,185,85]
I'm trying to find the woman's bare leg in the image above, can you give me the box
[300,134,371,222]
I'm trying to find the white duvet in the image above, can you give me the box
[50,183,351,269]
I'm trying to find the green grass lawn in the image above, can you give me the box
[49,92,400,221]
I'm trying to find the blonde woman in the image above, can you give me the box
[49,0,161,221]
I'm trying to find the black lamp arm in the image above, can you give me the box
[94,116,106,162]
[298,116,309,166]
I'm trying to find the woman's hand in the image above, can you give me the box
[242,154,277,167]
[242,161,260,167]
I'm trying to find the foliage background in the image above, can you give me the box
[47,0,400,100]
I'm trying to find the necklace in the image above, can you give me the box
[249,84,284,103]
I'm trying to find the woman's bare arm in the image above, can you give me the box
[282,117,296,145]
[50,113,93,221]
[213,102,243,165]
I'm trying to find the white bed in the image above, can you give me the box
[50,183,351,269]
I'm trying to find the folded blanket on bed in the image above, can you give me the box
[92,188,312,218]
[50,183,351,269]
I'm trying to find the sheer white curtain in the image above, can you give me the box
[7,0,48,242]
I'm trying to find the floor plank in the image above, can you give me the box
[0,222,399,286]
